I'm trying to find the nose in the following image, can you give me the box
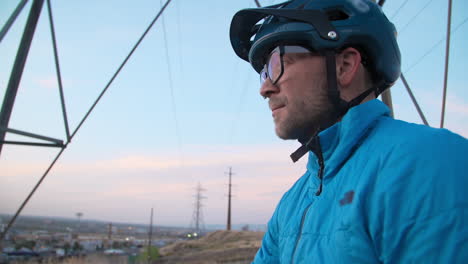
[260,78,279,99]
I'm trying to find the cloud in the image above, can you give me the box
[37,77,57,90]
[416,90,468,117]
[1,143,306,225]
[37,76,74,90]
[429,94,468,137]
[445,94,468,116]
[44,143,303,176]
[399,88,468,137]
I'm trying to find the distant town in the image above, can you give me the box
[0,213,265,263]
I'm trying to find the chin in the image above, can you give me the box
[275,127,298,140]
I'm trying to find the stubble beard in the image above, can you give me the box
[274,88,334,141]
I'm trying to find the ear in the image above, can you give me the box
[335,47,362,89]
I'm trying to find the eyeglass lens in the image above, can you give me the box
[260,49,282,85]
[259,46,312,85]
[268,51,282,84]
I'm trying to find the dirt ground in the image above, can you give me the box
[6,254,129,264]
[155,230,264,264]
[5,230,264,264]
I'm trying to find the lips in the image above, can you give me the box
[270,104,284,111]
[269,98,285,111]
[270,103,285,118]
[269,98,285,117]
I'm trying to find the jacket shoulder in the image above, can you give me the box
[370,116,467,157]
[364,117,468,262]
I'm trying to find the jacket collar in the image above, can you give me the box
[306,99,390,182]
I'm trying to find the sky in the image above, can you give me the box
[0,0,467,228]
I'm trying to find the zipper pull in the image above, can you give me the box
[315,158,324,196]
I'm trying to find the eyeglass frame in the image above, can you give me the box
[260,45,313,85]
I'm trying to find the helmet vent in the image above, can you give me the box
[326,9,349,21]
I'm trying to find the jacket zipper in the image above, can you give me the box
[291,202,313,264]
[315,154,325,196]
[291,140,325,263]
[290,134,325,263]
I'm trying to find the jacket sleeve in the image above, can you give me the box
[381,207,468,263]
[252,202,281,263]
[370,129,468,263]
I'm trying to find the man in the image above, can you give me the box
[229,0,467,263]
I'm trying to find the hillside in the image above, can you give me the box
[155,230,264,264]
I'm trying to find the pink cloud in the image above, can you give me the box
[1,143,307,225]
[37,77,57,90]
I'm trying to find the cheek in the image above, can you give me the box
[294,79,329,114]
[282,62,328,105]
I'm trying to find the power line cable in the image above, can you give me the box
[71,0,172,139]
[0,0,173,242]
[175,0,184,79]
[160,0,183,164]
[226,0,256,144]
[398,0,435,35]
[227,69,253,144]
[390,0,410,19]
[404,16,468,74]
[224,58,241,144]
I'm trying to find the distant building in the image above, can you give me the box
[80,239,103,251]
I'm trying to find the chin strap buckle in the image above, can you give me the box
[290,134,320,163]
[290,144,308,162]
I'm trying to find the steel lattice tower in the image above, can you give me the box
[190,183,206,234]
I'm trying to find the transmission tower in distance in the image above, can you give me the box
[190,182,206,235]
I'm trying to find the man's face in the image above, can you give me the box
[260,50,334,141]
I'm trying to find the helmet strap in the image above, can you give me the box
[290,50,377,163]
[324,50,377,116]
[324,50,348,117]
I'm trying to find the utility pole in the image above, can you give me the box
[226,167,234,231]
[107,223,112,248]
[147,207,154,264]
[76,212,83,234]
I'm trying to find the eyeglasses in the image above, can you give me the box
[260,45,312,85]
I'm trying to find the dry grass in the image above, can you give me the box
[8,254,129,264]
[156,230,264,264]
[7,231,264,264]
[58,255,128,264]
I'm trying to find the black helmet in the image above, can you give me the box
[229,0,401,95]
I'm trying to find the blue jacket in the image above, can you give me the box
[254,99,468,263]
